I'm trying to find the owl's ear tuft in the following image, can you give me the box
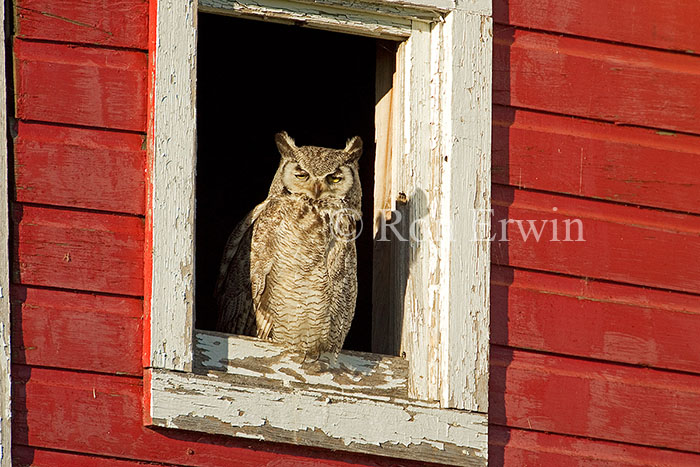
[275,131,298,160]
[344,136,362,162]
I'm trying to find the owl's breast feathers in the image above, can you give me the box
[248,195,358,354]
[216,193,359,355]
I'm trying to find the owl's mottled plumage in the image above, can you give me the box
[215,132,362,356]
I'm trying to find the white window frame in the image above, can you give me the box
[145,0,492,464]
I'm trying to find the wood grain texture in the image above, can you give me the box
[439,9,491,412]
[490,426,700,467]
[13,445,180,467]
[491,265,700,374]
[147,331,487,465]
[148,0,196,372]
[14,122,146,215]
[12,366,439,467]
[371,41,397,356]
[396,18,434,407]
[491,185,700,294]
[10,286,142,376]
[195,331,409,399]
[493,26,700,134]
[150,368,487,466]
[493,0,700,53]
[14,0,148,49]
[12,205,144,296]
[490,346,700,452]
[199,0,414,40]
[14,39,147,132]
[493,105,700,213]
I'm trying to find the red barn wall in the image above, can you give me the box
[9,1,700,466]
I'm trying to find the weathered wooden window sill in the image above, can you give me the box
[148,330,488,466]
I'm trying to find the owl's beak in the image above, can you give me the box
[312,181,323,199]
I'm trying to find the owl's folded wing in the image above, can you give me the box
[214,201,269,336]
[248,199,286,340]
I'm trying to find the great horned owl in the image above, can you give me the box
[215,131,362,357]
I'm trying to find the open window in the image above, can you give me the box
[145,0,492,464]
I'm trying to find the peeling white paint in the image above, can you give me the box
[149,0,491,463]
[200,0,421,39]
[196,332,408,396]
[150,0,197,372]
[151,368,487,465]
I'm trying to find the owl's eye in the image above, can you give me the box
[295,171,309,180]
[327,175,342,184]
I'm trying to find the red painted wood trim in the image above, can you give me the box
[10,286,142,376]
[493,105,700,214]
[14,39,147,132]
[493,27,700,134]
[14,0,149,50]
[14,122,146,215]
[493,0,700,54]
[13,445,180,467]
[490,426,700,467]
[12,204,144,296]
[142,0,157,376]
[490,346,700,452]
[12,366,433,467]
[491,265,700,374]
[491,185,700,294]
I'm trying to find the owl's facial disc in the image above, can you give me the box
[281,162,354,200]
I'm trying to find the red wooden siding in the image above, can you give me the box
[491,266,700,374]
[493,105,700,214]
[14,39,147,132]
[491,185,700,294]
[491,0,700,464]
[490,346,700,452]
[493,0,700,53]
[494,26,700,134]
[14,0,149,49]
[13,205,144,296]
[11,286,143,376]
[9,0,700,466]
[14,122,146,215]
[490,427,700,467]
[14,446,179,467]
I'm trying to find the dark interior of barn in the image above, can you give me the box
[195,13,377,352]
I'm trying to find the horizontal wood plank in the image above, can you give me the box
[490,346,700,453]
[493,105,700,213]
[10,286,142,375]
[150,368,487,466]
[491,185,700,294]
[14,39,147,132]
[14,0,148,49]
[13,445,180,467]
[493,0,700,53]
[195,331,409,399]
[490,426,700,467]
[491,265,700,374]
[12,204,144,296]
[11,366,436,467]
[493,27,700,134]
[14,122,146,215]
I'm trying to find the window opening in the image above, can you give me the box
[196,13,387,352]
